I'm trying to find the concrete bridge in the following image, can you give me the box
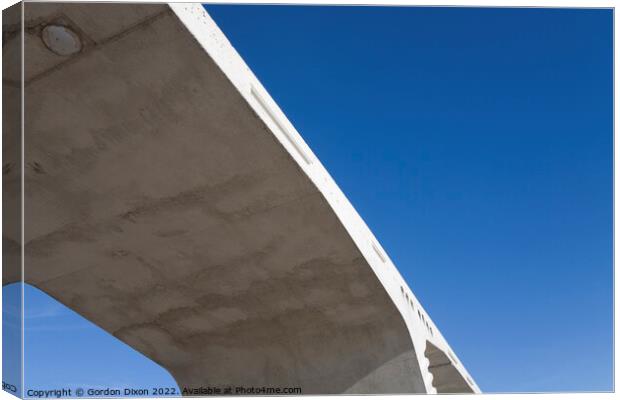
[3,2,479,395]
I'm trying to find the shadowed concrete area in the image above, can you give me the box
[3,3,434,394]
[425,341,475,394]
[3,3,22,288]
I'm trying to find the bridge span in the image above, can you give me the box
[3,3,479,394]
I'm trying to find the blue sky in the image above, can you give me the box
[203,5,613,392]
[3,284,178,397]
[4,5,612,396]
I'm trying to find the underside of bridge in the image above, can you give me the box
[3,2,478,395]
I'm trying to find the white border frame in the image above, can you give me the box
[0,1,615,400]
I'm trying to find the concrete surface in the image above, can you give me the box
[2,2,479,394]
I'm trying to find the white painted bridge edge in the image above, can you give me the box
[169,3,480,394]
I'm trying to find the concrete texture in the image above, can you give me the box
[3,2,479,394]
[3,2,22,288]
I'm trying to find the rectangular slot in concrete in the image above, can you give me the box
[371,240,387,263]
[250,85,313,165]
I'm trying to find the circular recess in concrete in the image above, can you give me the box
[41,25,82,56]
